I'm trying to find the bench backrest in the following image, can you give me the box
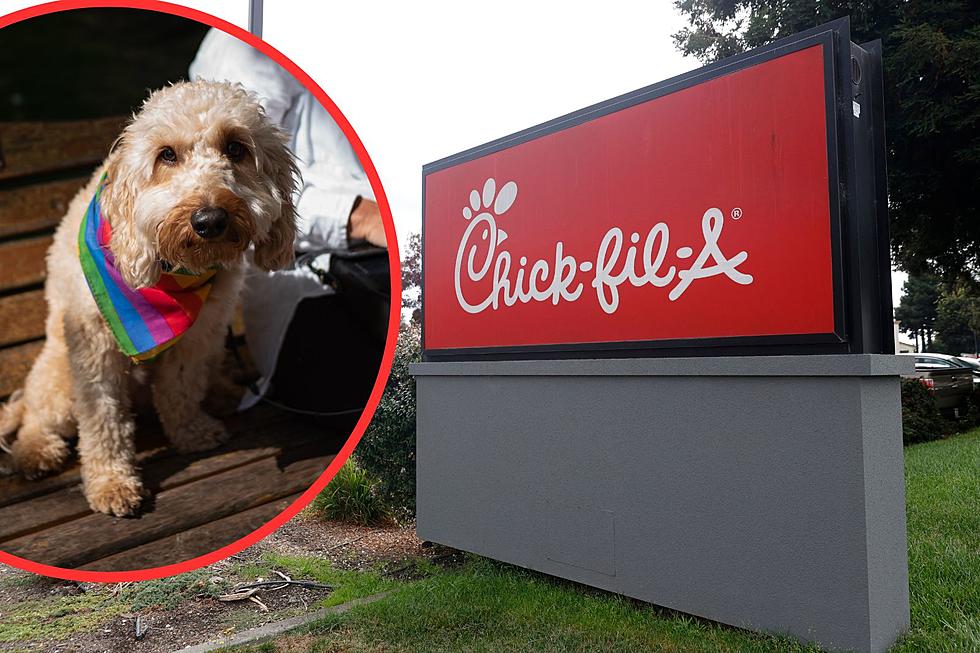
[0,117,126,399]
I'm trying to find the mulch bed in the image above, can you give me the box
[262,514,428,571]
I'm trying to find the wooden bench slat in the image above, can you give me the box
[0,415,325,542]
[0,403,295,507]
[0,289,46,347]
[0,175,88,238]
[0,234,50,292]
[1,443,334,568]
[79,494,301,571]
[0,117,124,182]
[0,339,42,399]
[0,420,170,509]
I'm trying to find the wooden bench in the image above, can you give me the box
[0,119,339,571]
[0,117,130,399]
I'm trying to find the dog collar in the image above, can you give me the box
[78,176,218,363]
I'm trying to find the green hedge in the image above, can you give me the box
[962,387,980,431]
[901,377,980,445]
[355,323,421,521]
[900,378,947,444]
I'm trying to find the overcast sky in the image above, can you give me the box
[0,0,907,306]
[256,1,696,242]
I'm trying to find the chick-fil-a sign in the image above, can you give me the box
[454,184,752,315]
[424,44,838,354]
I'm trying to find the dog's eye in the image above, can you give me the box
[225,140,246,160]
[159,147,178,164]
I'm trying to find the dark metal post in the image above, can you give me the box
[248,0,263,37]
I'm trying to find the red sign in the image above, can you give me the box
[423,44,837,354]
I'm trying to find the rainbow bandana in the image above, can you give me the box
[78,178,217,363]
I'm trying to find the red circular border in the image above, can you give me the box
[0,0,402,582]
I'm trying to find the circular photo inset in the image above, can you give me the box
[0,1,399,580]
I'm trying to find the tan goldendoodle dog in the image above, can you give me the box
[0,80,298,516]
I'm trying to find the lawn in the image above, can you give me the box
[222,428,980,653]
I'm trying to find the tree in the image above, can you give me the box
[673,1,980,280]
[934,285,980,355]
[894,274,941,350]
[401,232,422,325]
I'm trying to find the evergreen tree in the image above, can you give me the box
[401,233,422,326]
[934,285,980,355]
[894,274,941,350]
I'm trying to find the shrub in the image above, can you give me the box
[311,459,390,526]
[955,387,980,431]
[971,388,980,420]
[355,322,421,521]
[900,378,947,445]
[125,569,222,611]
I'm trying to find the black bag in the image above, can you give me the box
[265,245,390,428]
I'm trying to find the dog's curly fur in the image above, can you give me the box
[0,80,298,516]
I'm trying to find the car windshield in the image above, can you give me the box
[915,356,970,369]
[954,357,980,370]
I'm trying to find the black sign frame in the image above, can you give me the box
[420,17,892,361]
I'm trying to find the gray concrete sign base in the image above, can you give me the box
[412,355,912,653]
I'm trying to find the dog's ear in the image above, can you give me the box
[101,136,162,289]
[108,133,125,155]
[253,128,299,272]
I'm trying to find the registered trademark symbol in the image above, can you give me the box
[731,207,743,220]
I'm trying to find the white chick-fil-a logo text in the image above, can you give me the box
[454,177,754,315]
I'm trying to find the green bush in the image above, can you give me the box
[355,322,421,521]
[311,459,390,526]
[900,378,947,444]
[957,388,980,431]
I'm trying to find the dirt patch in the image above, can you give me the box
[0,564,80,604]
[265,512,428,572]
[0,514,430,653]
[39,582,318,653]
[0,564,310,653]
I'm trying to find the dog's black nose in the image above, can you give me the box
[191,207,229,239]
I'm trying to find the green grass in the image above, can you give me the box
[304,558,829,653]
[221,428,980,653]
[896,430,980,651]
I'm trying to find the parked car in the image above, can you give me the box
[954,355,980,376]
[899,353,975,418]
[917,353,980,392]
